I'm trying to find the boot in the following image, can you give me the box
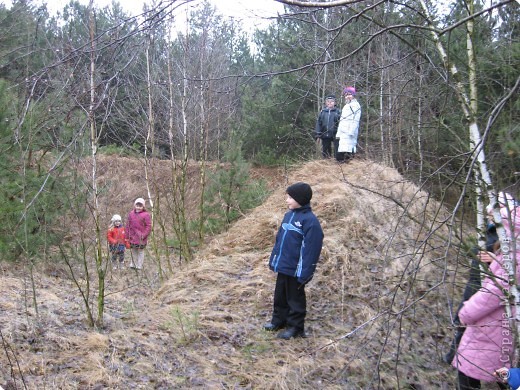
[263,322,286,332]
[277,327,305,339]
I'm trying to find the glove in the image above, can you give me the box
[125,240,131,249]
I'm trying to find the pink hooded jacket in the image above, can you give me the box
[452,203,520,381]
[126,208,152,247]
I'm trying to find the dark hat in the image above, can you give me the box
[325,94,336,100]
[286,182,313,206]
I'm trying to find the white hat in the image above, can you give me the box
[111,214,122,222]
[134,197,145,206]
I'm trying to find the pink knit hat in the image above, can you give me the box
[343,86,356,96]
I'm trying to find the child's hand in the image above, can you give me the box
[494,367,509,383]
[478,251,496,264]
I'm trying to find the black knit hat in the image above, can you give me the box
[286,182,313,207]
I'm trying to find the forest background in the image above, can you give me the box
[0,0,519,388]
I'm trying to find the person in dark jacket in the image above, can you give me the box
[314,95,341,159]
[263,182,324,339]
[443,219,498,366]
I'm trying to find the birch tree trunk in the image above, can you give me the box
[144,39,155,207]
[364,40,372,157]
[178,57,192,261]
[197,27,208,242]
[170,22,193,262]
[417,69,424,184]
[379,70,384,164]
[144,36,160,275]
[88,0,104,328]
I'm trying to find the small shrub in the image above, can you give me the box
[162,306,200,345]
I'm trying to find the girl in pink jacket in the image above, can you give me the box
[452,192,519,389]
[126,197,152,270]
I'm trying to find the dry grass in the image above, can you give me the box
[0,157,484,389]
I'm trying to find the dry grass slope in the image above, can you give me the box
[1,158,473,389]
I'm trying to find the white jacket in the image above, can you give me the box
[336,99,361,153]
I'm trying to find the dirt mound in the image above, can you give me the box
[0,158,468,389]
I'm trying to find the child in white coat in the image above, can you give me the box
[336,86,362,163]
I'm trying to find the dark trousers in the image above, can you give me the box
[457,370,507,390]
[457,371,481,390]
[321,137,334,158]
[271,273,307,330]
[336,152,354,162]
[109,245,125,263]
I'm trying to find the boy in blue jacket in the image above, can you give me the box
[264,182,324,339]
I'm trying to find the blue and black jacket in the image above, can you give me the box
[269,204,324,284]
[314,106,341,139]
[507,368,520,389]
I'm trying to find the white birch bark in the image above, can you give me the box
[88,0,103,328]
[417,72,424,184]
[144,41,155,211]
[198,28,207,241]
[379,69,384,163]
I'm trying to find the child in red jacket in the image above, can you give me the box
[107,214,128,269]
